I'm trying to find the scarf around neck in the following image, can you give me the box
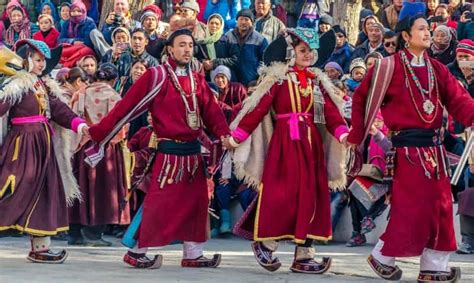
[199,14,224,60]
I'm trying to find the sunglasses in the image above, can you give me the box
[384,41,397,47]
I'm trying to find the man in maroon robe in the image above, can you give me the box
[86,29,230,269]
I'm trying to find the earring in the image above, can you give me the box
[404,41,410,48]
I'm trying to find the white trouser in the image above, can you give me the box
[31,236,51,252]
[372,240,450,272]
[130,241,204,259]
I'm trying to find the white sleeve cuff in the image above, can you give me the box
[339,133,349,144]
[77,123,88,135]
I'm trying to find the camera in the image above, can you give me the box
[113,14,123,25]
[458,61,474,70]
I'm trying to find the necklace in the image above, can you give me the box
[402,59,439,124]
[164,62,201,130]
[401,51,436,116]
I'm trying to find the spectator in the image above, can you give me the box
[382,0,403,31]
[345,58,367,96]
[102,0,141,45]
[326,25,353,73]
[3,7,38,49]
[122,60,151,137]
[40,0,60,24]
[59,0,96,49]
[448,0,472,21]
[458,10,474,40]
[318,14,333,35]
[1,0,29,30]
[33,14,59,48]
[381,30,397,56]
[447,39,474,96]
[457,164,474,255]
[78,54,98,82]
[351,22,385,61]
[62,67,88,104]
[227,0,252,29]
[117,28,159,79]
[140,5,167,60]
[429,25,457,65]
[426,0,440,18]
[179,0,207,40]
[196,14,224,74]
[57,3,71,32]
[364,51,383,69]
[324,62,343,81]
[356,14,379,46]
[254,0,285,43]
[224,9,268,86]
[102,27,131,65]
[203,0,232,30]
[432,4,458,30]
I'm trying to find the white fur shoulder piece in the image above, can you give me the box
[0,72,68,104]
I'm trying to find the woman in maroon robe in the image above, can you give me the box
[0,39,88,263]
[223,28,349,274]
[68,63,130,246]
[348,2,474,282]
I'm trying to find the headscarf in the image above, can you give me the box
[431,25,452,54]
[198,14,224,60]
[68,1,87,39]
[40,0,59,23]
[4,7,31,47]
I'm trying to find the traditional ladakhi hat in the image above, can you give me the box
[15,39,63,76]
[395,1,426,32]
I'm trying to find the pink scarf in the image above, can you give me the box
[68,1,87,39]
[4,18,30,47]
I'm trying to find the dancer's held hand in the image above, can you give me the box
[221,136,238,150]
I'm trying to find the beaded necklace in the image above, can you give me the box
[401,52,439,124]
[400,51,436,116]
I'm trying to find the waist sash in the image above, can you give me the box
[157,139,201,156]
[391,129,442,148]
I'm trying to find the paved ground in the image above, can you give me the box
[0,236,473,282]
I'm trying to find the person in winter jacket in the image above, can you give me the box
[33,14,59,48]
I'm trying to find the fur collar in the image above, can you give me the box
[0,71,68,104]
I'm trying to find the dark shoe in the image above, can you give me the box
[251,242,281,272]
[67,236,85,246]
[84,238,113,247]
[27,249,68,264]
[456,242,472,254]
[367,254,403,281]
[181,254,221,268]
[51,233,68,241]
[346,232,366,247]
[361,216,376,234]
[123,251,163,269]
[417,267,461,282]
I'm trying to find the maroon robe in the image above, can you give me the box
[89,63,229,247]
[232,76,348,243]
[0,76,82,236]
[348,51,474,257]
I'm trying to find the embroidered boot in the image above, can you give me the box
[251,241,281,272]
[417,267,461,282]
[123,251,163,269]
[290,246,332,274]
[367,254,403,281]
[27,237,68,264]
[181,254,221,268]
[219,209,232,234]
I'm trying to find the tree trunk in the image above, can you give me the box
[332,0,363,46]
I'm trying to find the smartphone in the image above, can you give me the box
[430,16,444,23]
[116,42,130,50]
[459,60,474,69]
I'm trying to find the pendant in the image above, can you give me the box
[186,111,200,130]
[422,99,435,115]
[299,85,312,98]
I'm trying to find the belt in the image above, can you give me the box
[276,113,313,140]
[157,139,201,156]
[391,129,442,147]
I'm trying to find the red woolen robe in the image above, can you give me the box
[348,51,474,257]
[89,63,229,247]
[232,75,348,243]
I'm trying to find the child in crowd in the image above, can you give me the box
[33,14,59,48]
[344,58,367,97]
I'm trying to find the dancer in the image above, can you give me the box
[347,2,474,281]
[223,28,349,274]
[0,40,88,263]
